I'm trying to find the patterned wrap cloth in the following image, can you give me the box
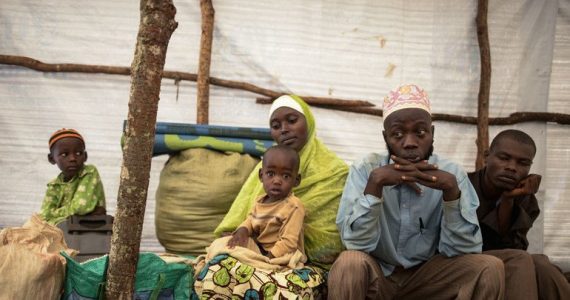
[193,254,327,299]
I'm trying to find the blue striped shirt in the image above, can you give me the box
[336,153,482,276]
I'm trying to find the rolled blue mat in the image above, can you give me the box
[153,133,275,157]
[122,121,275,157]
[154,122,272,140]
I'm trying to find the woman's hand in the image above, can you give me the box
[227,227,249,249]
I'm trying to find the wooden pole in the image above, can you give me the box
[0,55,375,108]
[2,55,570,125]
[258,98,570,125]
[476,0,491,170]
[105,0,177,298]
[197,0,215,124]
[256,96,377,108]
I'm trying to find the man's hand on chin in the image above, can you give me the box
[503,174,542,198]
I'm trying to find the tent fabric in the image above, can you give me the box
[0,0,568,271]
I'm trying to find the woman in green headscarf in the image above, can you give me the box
[215,95,348,269]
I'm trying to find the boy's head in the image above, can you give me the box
[484,129,536,191]
[48,128,87,181]
[259,145,301,201]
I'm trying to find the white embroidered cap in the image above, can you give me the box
[383,84,431,120]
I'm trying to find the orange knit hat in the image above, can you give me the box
[49,128,84,149]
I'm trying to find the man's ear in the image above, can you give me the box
[84,151,88,162]
[483,149,490,164]
[382,130,387,143]
[431,125,435,136]
[48,153,56,165]
[295,174,301,187]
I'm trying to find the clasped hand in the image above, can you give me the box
[364,155,461,201]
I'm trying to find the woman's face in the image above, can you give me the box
[269,107,308,152]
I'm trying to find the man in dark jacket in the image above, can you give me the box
[469,129,570,300]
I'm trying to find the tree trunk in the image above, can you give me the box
[105,0,177,298]
[476,0,491,170]
[197,0,215,124]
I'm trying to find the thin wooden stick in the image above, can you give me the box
[2,54,569,125]
[256,97,377,108]
[0,54,374,108]
[196,0,215,124]
[276,103,570,125]
[258,98,570,125]
[475,0,491,169]
[486,112,570,125]
[0,55,132,74]
[205,78,375,107]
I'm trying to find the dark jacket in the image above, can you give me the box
[468,168,540,251]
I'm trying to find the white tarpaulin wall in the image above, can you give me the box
[0,0,568,269]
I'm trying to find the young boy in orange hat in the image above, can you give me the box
[39,128,106,225]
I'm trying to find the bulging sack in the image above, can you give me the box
[0,214,76,300]
[155,148,259,256]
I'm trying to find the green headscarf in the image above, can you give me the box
[214,95,348,269]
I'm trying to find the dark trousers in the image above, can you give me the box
[327,250,505,300]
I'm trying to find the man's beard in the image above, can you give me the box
[386,143,434,161]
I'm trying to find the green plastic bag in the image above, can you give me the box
[61,252,193,300]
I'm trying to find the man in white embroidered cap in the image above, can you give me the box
[328,84,505,300]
